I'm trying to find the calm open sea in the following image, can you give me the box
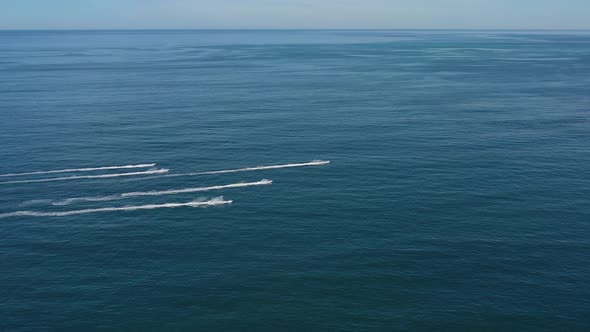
[1,30,589,331]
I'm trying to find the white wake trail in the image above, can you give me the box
[0,168,169,185]
[0,163,157,178]
[51,179,272,206]
[20,199,54,207]
[0,197,232,218]
[132,160,331,181]
[195,160,331,175]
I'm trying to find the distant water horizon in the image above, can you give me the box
[2,28,590,30]
[1,30,589,331]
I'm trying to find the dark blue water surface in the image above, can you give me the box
[1,30,589,331]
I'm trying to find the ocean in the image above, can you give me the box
[0,30,589,331]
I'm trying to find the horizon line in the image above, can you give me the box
[1,28,590,32]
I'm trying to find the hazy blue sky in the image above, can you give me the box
[1,0,589,30]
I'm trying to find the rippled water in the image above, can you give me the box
[1,30,589,331]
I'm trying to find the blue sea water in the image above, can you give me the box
[1,30,589,331]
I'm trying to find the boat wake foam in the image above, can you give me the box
[195,160,330,175]
[131,160,331,181]
[0,163,157,178]
[0,168,169,185]
[0,197,232,218]
[47,179,272,206]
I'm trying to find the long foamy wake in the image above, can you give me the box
[195,160,331,175]
[0,197,232,218]
[132,160,331,181]
[0,163,157,178]
[0,168,169,185]
[49,179,272,206]
[20,199,54,207]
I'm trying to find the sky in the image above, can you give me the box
[1,0,589,30]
